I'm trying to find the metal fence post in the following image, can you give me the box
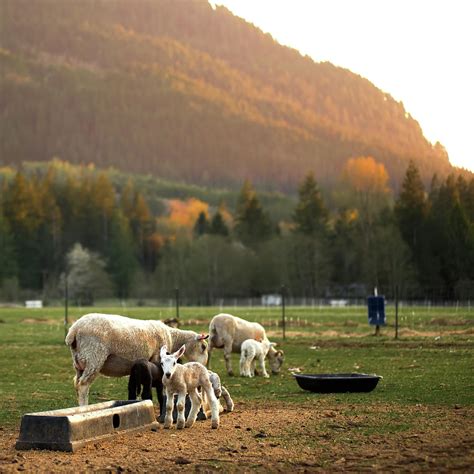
[395,285,399,340]
[175,288,180,321]
[281,285,286,340]
[64,275,69,340]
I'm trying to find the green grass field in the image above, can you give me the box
[0,305,473,429]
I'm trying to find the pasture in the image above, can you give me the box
[0,304,473,471]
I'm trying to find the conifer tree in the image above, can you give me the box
[395,160,428,250]
[293,172,328,235]
[209,211,229,236]
[234,180,272,247]
[193,211,210,237]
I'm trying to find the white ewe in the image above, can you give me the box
[208,313,284,376]
[65,313,209,406]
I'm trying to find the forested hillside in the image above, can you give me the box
[0,0,460,191]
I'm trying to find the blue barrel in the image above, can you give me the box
[367,296,386,326]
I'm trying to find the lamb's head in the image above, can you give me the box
[160,345,186,379]
[185,333,210,366]
[267,345,285,375]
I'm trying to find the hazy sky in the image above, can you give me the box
[213,0,474,172]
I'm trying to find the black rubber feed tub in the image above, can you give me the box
[294,373,382,393]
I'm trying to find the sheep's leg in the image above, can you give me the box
[74,346,108,406]
[258,355,269,378]
[223,340,234,376]
[239,353,246,376]
[250,358,257,377]
[185,389,202,428]
[202,380,219,429]
[163,389,174,429]
[221,386,234,412]
[175,392,186,430]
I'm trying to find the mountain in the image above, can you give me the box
[0,0,460,192]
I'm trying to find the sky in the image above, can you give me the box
[213,0,474,172]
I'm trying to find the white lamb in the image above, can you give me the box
[160,345,220,429]
[240,338,276,378]
[65,313,209,406]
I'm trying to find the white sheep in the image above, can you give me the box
[65,313,209,406]
[239,338,276,378]
[208,313,284,376]
[160,345,219,429]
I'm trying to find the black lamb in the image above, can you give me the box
[128,358,164,411]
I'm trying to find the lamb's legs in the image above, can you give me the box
[163,389,174,429]
[202,381,219,429]
[185,389,202,428]
[258,355,269,378]
[175,392,187,429]
[221,386,234,412]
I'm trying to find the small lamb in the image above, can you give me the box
[160,345,220,429]
[128,359,164,411]
[240,338,277,378]
[205,370,234,415]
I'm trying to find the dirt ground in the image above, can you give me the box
[1,401,472,473]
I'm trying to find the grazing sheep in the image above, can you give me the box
[128,358,164,410]
[208,313,284,376]
[160,345,219,429]
[65,313,209,406]
[240,338,276,378]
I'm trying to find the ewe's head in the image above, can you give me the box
[186,333,210,366]
[160,345,185,379]
[267,345,285,375]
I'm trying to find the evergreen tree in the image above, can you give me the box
[0,212,18,284]
[395,161,428,250]
[106,210,138,298]
[293,172,328,235]
[234,180,272,247]
[193,211,209,237]
[209,211,229,236]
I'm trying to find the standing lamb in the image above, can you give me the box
[128,359,163,409]
[239,338,276,378]
[204,370,234,415]
[208,313,284,376]
[65,313,209,406]
[160,345,219,429]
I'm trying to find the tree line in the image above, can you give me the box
[1,160,473,303]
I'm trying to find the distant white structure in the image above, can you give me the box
[330,299,348,308]
[25,300,43,309]
[261,294,281,306]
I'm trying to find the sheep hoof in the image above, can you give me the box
[176,421,185,430]
[185,421,195,428]
[211,420,219,429]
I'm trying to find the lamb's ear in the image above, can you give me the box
[196,333,209,341]
[175,344,186,359]
[269,342,277,347]
[160,345,168,358]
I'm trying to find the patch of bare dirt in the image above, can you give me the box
[1,401,472,472]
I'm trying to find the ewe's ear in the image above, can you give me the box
[196,333,209,341]
[175,344,186,359]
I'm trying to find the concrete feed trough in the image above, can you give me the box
[16,400,159,452]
